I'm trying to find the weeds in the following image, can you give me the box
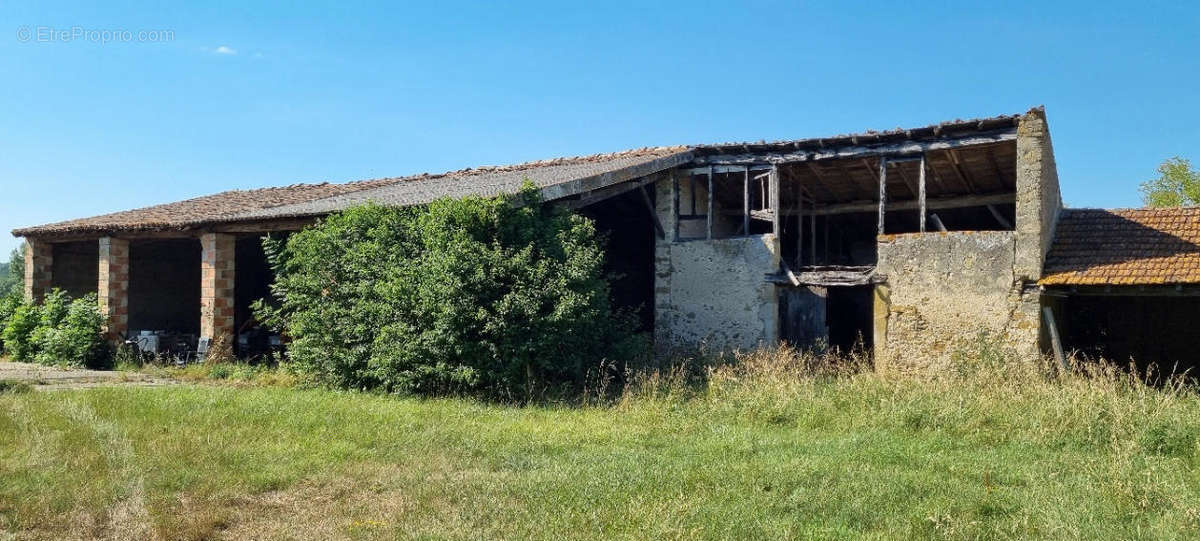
[3,344,1199,539]
[0,379,31,394]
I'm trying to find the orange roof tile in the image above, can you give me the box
[1040,207,1200,286]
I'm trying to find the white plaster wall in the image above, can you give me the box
[655,235,780,350]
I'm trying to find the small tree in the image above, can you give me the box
[0,243,24,297]
[258,186,640,399]
[1140,157,1200,207]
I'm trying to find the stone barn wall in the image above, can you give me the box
[874,231,1040,372]
[653,174,780,350]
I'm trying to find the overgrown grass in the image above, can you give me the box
[2,347,1199,539]
[137,361,302,389]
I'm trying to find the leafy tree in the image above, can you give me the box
[1140,157,1200,207]
[257,186,640,399]
[0,243,24,297]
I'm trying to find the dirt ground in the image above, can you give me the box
[0,360,174,390]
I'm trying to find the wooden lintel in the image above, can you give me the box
[1052,285,1200,297]
[733,192,1014,217]
[211,218,318,234]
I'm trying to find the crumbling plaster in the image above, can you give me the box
[654,174,780,350]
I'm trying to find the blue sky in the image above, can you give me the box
[2,1,1198,261]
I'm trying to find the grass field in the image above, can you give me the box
[2,350,1200,540]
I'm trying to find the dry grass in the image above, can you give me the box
[2,344,1200,539]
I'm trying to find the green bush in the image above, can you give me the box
[258,186,640,399]
[2,301,40,361]
[1,289,108,368]
[0,292,23,353]
[34,293,107,368]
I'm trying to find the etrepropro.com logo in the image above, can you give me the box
[16,26,174,44]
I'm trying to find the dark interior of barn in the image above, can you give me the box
[577,188,657,333]
[1054,293,1200,379]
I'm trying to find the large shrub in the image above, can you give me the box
[0,292,22,353]
[1,289,107,367]
[259,187,640,398]
[2,301,40,361]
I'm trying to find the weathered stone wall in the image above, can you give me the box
[874,231,1038,371]
[654,173,780,350]
[655,235,780,350]
[1014,107,1062,281]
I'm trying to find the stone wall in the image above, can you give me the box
[874,231,1038,371]
[1014,107,1062,281]
[653,173,780,350]
[655,235,780,350]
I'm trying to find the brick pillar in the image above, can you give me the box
[23,239,53,303]
[200,233,236,346]
[98,237,130,339]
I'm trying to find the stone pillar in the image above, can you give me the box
[200,233,236,347]
[1014,107,1062,282]
[98,237,130,339]
[23,239,53,303]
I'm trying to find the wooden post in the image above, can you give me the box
[877,157,888,235]
[742,167,750,236]
[671,171,680,242]
[769,165,781,235]
[918,154,927,233]
[797,184,804,267]
[706,166,714,240]
[823,215,829,264]
[809,213,816,265]
[1042,306,1068,375]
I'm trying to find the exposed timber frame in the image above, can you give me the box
[689,129,1016,166]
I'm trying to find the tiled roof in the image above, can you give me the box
[1040,207,1200,286]
[225,147,691,222]
[11,179,403,236]
[13,108,1035,237]
[13,147,690,236]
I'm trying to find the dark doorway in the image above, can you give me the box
[827,285,874,354]
[1058,294,1200,378]
[779,284,874,355]
[576,188,656,333]
[128,239,201,335]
